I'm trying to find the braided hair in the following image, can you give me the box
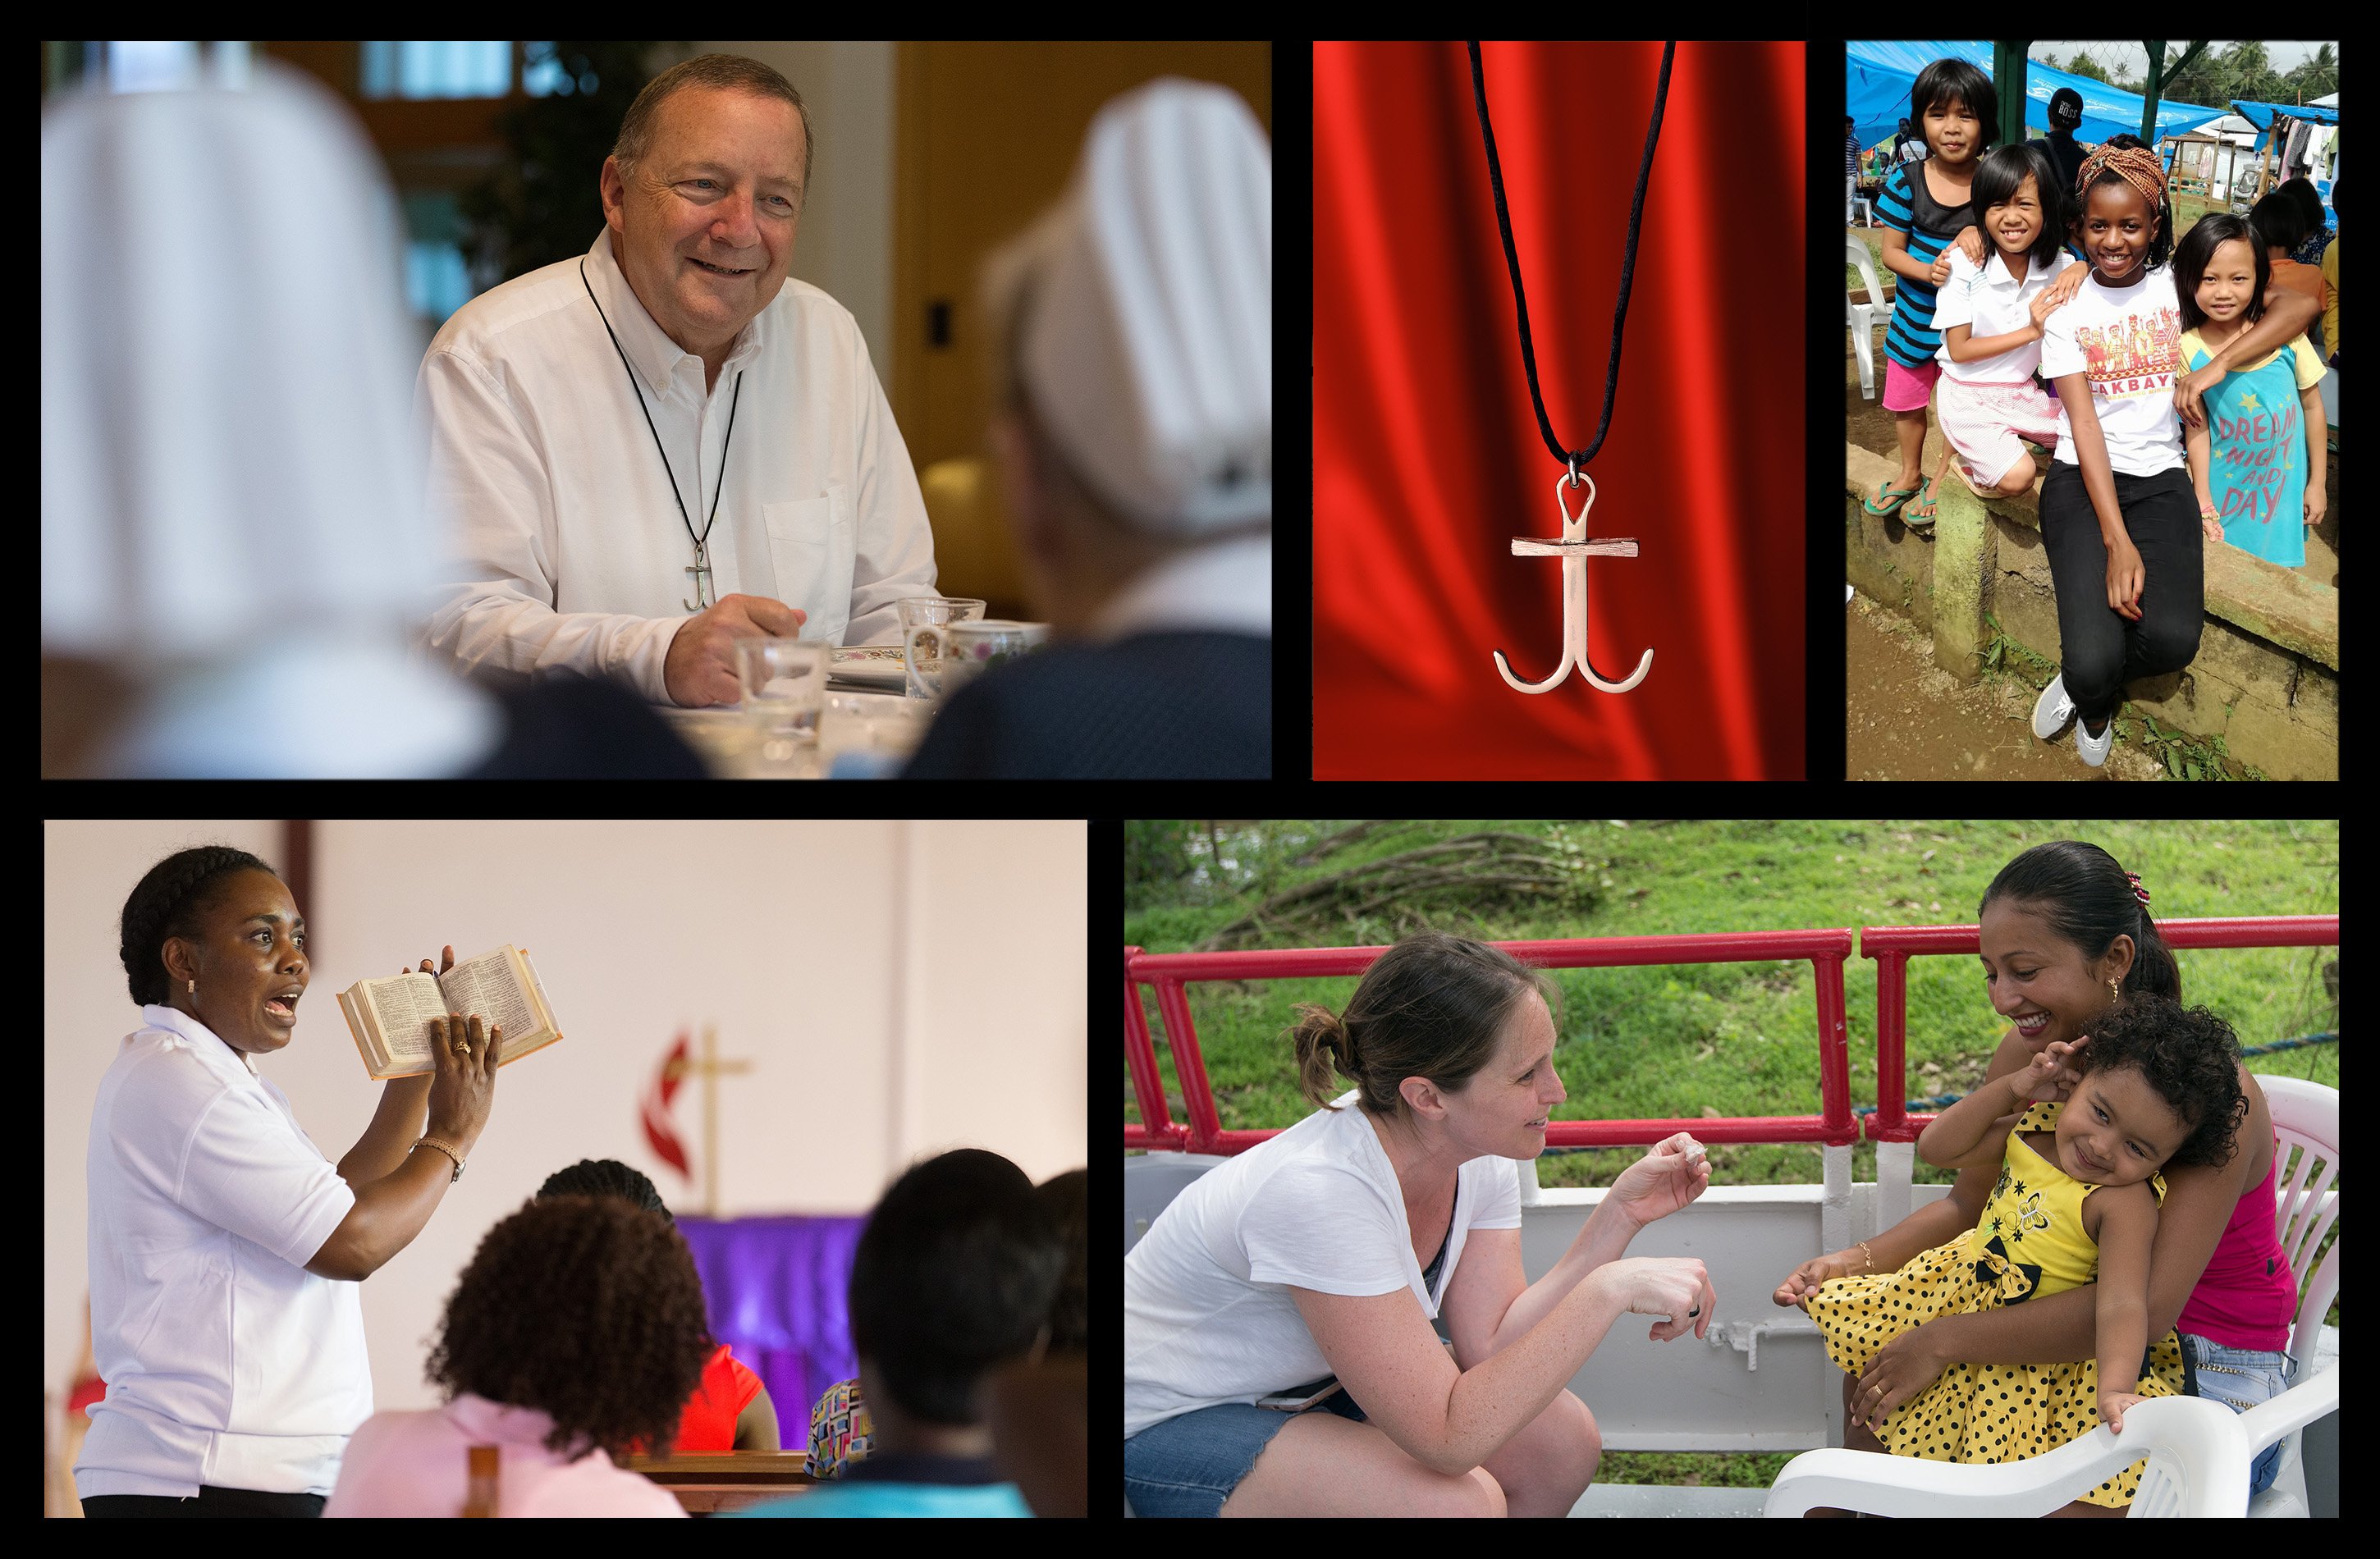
[537,1158,675,1228]
[119,846,280,1007]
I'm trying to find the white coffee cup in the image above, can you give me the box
[898,597,989,698]
[904,619,1050,702]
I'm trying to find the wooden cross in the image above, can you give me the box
[663,1024,752,1216]
[1490,471,1654,694]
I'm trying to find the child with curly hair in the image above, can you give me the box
[324,1196,713,1516]
[1797,994,2250,1511]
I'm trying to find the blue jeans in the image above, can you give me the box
[2180,1332,2296,1497]
[1124,1390,1369,1517]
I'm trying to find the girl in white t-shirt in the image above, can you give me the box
[1123,931,1714,1518]
[1934,144,2077,501]
[2030,138,2323,769]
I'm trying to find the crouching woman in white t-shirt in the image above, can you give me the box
[1124,932,1714,1516]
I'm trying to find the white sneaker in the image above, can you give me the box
[2075,714,2113,767]
[2031,674,2076,740]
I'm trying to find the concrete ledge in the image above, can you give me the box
[1847,445,2339,778]
[1570,1484,1770,1516]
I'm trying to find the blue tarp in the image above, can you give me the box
[1847,41,2225,155]
[2230,98,2341,130]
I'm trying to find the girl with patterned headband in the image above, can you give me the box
[2027,135,2322,768]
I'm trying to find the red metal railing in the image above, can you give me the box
[1124,931,1856,1156]
[1861,916,2340,1143]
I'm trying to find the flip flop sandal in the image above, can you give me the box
[1862,478,1920,517]
[1902,473,1942,524]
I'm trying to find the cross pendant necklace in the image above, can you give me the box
[1468,40,1673,694]
[579,258,742,620]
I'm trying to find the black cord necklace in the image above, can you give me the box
[582,258,741,611]
[1469,40,1673,695]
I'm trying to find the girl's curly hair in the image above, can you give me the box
[2071,994,2248,1171]
[119,846,278,1006]
[427,1196,713,1461]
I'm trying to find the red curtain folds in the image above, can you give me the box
[1315,41,1806,778]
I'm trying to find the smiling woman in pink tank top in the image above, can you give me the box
[1769,840,2303,1513]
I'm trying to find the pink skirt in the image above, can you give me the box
[1935,375,2062,488]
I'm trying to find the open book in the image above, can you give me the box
[335,944,563,1080]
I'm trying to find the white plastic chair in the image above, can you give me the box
[2240,1074,2340,1517]
[1846,235,1884,401]
[1764,1394,2251,1516]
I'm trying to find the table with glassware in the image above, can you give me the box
[657,596,1047,779]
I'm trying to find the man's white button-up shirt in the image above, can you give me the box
[416,227,936,702]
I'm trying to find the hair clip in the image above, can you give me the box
[2122,871,2150,906]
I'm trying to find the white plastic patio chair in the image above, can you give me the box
[2240,1073,2340,1517]
[1845,235,1884,400]
[1763,1393,2251,1517]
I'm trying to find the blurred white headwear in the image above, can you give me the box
[41,53,492,773]
[990,77,1271,538]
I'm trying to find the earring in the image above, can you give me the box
[2108,977,2121,1001]
[187,979,195,995]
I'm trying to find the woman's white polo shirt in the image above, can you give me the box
[76,1004,371,1498]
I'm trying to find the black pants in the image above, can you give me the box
[2038,462,2206,727]
[81,1487,325,1517]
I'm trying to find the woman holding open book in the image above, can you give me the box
[78,847,503,1517]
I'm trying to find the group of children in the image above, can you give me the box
[1859,60,2330,768]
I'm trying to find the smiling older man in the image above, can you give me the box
[417,54,936,708]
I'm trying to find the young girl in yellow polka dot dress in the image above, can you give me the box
[1798,995,2250,1509]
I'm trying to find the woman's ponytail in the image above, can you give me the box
[1283,932,1558,1120]
[2125,898,2183,1002]
[1291,1002,1355,1111]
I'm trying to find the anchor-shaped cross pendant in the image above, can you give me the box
[1491,469,1653,693]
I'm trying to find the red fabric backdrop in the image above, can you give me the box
[1315,41,1806,778]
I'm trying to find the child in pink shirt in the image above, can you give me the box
[324,1392,685,1518]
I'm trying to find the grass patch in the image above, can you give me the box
[1597,1450,1796,1490]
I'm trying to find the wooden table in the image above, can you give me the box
[619,1452,818,1514]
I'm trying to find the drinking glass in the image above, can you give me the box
[733,638,828,743]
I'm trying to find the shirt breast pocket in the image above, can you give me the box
[762,490,854,645]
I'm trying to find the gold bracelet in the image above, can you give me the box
[1861,1240,1874,1273]
[414,1136,466,1182]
